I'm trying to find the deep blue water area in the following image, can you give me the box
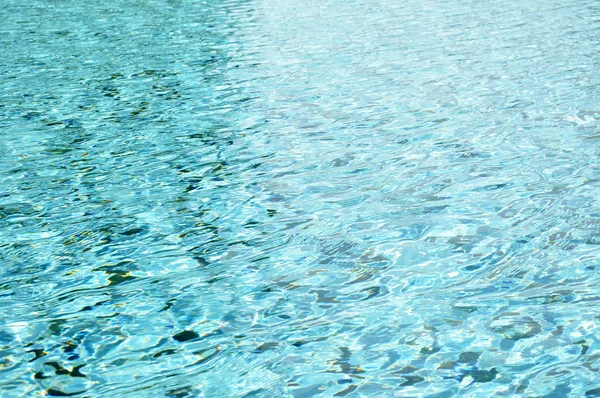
[2,0,600,396]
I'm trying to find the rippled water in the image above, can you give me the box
[2,0,600,396]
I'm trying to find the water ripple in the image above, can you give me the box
[3,0,600,396]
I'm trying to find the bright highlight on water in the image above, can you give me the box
[2,0,600,396]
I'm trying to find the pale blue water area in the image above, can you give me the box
[2,0,600,396]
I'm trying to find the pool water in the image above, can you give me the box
[2,0,600,396]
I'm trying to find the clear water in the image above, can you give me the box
[2,0,600,396]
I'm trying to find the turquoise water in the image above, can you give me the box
[2,0,600,396]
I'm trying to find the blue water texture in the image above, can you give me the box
[2,0,600,396]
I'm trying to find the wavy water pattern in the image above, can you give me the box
[2,0,600,396]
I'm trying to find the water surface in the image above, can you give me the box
[2,0,600,396]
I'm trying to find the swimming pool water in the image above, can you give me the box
[2,0,600,396]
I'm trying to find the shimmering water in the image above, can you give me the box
[2,0,600,396]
